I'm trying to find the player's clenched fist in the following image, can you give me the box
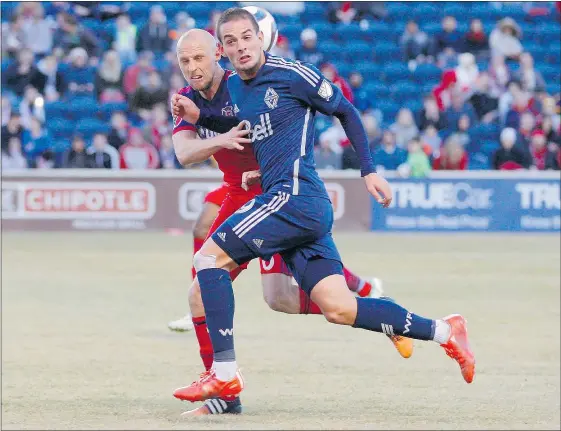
[171,94,200,124]
[241,169,261,191]
[363,173,392,208]
[220,122,252,151]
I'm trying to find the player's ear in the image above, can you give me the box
[257,30,264,43]
[217,42,226,58]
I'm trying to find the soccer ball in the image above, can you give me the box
[243,6,278,52]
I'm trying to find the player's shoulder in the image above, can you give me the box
[265,54,321,86]
[178,85,195,99]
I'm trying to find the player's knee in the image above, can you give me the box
[261,274,300,314]
[323,308,350,325]
[193,251,217,272]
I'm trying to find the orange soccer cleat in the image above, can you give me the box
[440,314,475,383]
[387,334,414,358]
[173,369,244,402]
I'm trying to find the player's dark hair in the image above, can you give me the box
[215,7,259,42]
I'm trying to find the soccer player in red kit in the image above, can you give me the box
[170,29,413,416]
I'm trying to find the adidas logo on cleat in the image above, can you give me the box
[253,238,264,248]
[217,232,226,242]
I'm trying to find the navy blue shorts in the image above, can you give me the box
[211,189,342,294]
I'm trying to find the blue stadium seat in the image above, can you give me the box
[354,63,382,80]
[404,99,423,114]
[317,41,340,61]
[67,98,100,121]
[382,62,410,82]
[374,43,402,62]
[391,81,419,102]
[334,23,362,42]
[412,63,442,83]
[76,118,111,139]
[385,2,411,22]
[365,21,393,42]
[343,41,371,61]
[411,4,440,22]
[279,23,303,42]
[99,102,128,121]
[51,140,72,154]
[364,82,391,99]
[469,123,499,143]
[375,100,401,123]
[443,3,467,19]
[546,42,560,65]
[48,118,75,139]
[468,153,491,170]
[310,22,333,38]
[44,101,67,119]
[421,22,441,37]
[537,64,561,84]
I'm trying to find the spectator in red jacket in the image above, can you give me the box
[529,129,558,170]
[123,51,155,96]
[433,70,457,112]
[320,63,354,104]
[119,128,159,169]
[432,135,468,170]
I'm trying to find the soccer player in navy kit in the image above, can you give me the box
[177,8,475,403]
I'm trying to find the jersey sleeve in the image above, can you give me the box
[289,62,343,116]
[172,88,197,135]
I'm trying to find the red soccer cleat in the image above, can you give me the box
[173,369,244,402]
[440,314,475,384]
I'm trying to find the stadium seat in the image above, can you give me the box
[44,101,67,120]
[364,81,391,99]
[47,118,75,139]
[51,139,72,154]
[354,63,382,80]
[365,21,393,42]
[334,23,363,42]
[385,2,410,22]
[67,98,100,121]
[309,21,332,37]
[411,4,440,22]
[76,118,111,139]
[413,63,442,84]
[468,152,491,170]
[279,23,303,42]
[343,41,371,61]
[374,43,402,62]
[382,62,410,83]
[391,81,419,102]
[374,100,401,124]
[99,102,128,121]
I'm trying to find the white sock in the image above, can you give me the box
[213,361,238,381]
[432,320,451,344]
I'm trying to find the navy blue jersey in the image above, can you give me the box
[227,54,343,198]
[173,70,258,186]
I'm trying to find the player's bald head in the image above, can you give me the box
[177,29,218,55]
[176,28,222,93]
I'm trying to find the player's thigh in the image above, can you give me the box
[260,273,300,313]
[281,232,342,295]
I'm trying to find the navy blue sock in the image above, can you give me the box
[197,268,236,362]
[353,297,435,340]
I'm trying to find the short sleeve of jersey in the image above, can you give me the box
[289,62,343,116]
[172,87,197,135]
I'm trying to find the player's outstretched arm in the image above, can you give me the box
[333,98,392,207]
[173,123,252,166]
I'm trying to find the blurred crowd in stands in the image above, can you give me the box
[1,1,560,173]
